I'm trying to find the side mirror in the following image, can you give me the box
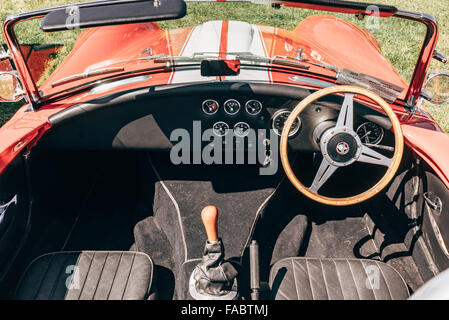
[0,72,25,102]
[423,72,449,105]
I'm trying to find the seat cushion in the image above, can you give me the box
[15,251,154,300]
[270,257,410,300]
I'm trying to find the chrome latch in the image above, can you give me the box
[0,195,17,224]
[295,48,303,61]
[423,192,442,214]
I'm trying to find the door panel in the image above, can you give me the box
[0,154,31,283]
[422,170,449,271]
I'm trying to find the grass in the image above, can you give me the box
[0,0,448,128]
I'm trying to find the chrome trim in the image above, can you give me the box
[89,75,151,94]
[0,195,18,225]
[422,72,449,105]
[427,209,449,257]
[0,71,25,102]
[423,192,443,213]
[271,109,301,137]
[51,67,125,88]
[289,76,335,88]
[394,9,438,24]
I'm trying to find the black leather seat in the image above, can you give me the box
[270,257,409,300]
[15,251,155,300]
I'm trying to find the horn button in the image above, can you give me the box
[320,128,362,167]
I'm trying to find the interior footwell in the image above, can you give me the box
[304,214,379,260]
[62,157,148,252]
[301,199,424,292]
[134,152,285,299]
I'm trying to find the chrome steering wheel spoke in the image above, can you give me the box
[358,145,393,167]
[309,158,338,193]
[335,93,355,131]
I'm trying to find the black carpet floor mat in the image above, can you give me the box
[304,214,380,260]
[134,216,176,299]
[145,153,283,262]
[134,153,286,299]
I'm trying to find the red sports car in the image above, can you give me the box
[0,0,448,300]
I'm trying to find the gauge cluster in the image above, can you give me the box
[200,97,389,152]
[202,98,264,117]
[201,98,303,139]
[201,98,268,138]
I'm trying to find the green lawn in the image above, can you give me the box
[0,0,448,128]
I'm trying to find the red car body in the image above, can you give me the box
[0,0,446,187]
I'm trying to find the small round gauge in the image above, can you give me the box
[224,99,241,115]
[202,99,219,115]
[213,121,230,137]
[245,100,263,115]
[356,122,384,145]
[234,122,250,137]
[272,110,301,137]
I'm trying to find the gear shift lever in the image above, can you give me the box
[189,206,239,300]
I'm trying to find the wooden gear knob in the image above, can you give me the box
[201,205,218,242]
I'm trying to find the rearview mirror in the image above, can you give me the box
[0,72,25,102]
[201,60,241,77]
[423,72,449,105]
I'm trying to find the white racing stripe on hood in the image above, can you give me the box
[170,21,222,84]
[226,21,270,82]
[170,20,271,84]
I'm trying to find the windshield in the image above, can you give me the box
[9,0,428,100]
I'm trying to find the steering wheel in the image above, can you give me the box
[280,85,404,206]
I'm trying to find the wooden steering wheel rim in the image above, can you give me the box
[280,85,404,206]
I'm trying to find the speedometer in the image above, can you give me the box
[356,122,384,145]
[271,110,301,137]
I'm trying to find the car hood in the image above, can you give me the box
[39,16,407,97]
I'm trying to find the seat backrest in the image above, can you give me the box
[409,267,449,300]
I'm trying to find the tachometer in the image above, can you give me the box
[272,110,301,137]
[356,122,384,145]
[234,122,250,137]
[224,99,241,115]
[213,121,230,137]
[245,100,263,115]
[202,99,219,115]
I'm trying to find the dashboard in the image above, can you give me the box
[42,82,393,154]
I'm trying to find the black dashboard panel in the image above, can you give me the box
[42,82,392,152]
